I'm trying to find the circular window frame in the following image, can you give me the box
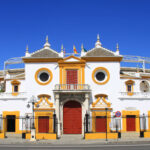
[92,67,110,85]
[35,68,53,85]
[140,80,149,92]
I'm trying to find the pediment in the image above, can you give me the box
[65,57,80,62]
[35,95,53,109]
[92,94,111,108]
[58,55,86,64]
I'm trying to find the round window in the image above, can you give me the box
[39,72,49,82]
[35,68,53,85]
[92,67,110,85]
[95,72,105,81]
[140,81,149,92]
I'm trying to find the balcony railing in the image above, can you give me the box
[119,92,150,99]
[0,92,27,100]
[54,84,90,91]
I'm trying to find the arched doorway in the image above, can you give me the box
[63,101,82,134]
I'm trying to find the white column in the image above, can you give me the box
[82,93,89,135]
[55,94,61,137]
[85,93,89,111]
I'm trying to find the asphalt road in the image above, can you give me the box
[0,144,150,150]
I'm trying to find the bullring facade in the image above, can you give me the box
[0,35,150,140]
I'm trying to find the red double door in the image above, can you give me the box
[96,116,107,132]
[126,115,136,131]
[63,101,82,134]
[38,116,49,133]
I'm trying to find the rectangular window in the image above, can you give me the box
[127,85,132,92]
[14,85,18,92]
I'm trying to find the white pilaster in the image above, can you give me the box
[55,94,61,137]
[82,93,90,135]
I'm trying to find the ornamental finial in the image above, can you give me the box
[97,34,100,41]
[116,43,119,51]
[95,34,102,48]
[61,44,64,52]
[81,43,84,52]
[26,45,29,53]
[46,35,48,42]
[44,35,51,48]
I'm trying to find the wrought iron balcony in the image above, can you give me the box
[54,84,90,92]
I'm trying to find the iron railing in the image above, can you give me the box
[84,114,150,140]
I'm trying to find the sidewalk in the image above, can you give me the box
[0,135,150,145]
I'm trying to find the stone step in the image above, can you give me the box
[121,132,140,138]
[5,133,22,138]
[61,134,83,140]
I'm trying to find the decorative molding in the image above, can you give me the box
[82,57,122,62]
[35,96,53,108]
[92,96,111,108]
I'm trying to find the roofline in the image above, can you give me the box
[81,56,123,62]
[22,57,63,63]
[86,46,115,55]
[30,47,60,56]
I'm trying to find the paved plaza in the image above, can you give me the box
[0,135,150,145]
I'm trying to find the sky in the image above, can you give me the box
[0,0,150,70]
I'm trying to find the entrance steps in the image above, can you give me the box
[60,134,83,141]
[121,132,140,139]
[5,133,22,139]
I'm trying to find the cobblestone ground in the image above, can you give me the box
[0,135,150,145]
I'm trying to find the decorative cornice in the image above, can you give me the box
[22,57,62,63]
[82,56,123,62]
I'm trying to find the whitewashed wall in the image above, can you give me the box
[85,62,121,112]
[5,80,25,93]
[119,78,150,115]
[25,62,59,104]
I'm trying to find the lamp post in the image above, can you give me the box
[143,113,146,132]
[27,95,37,129]
[27,95,38,141]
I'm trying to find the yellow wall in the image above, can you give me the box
[0,133,5,139]
[144,132,150,138]
[148,111,150,131]
[2,111,20,134]
[26,133,57,140]
[85,133,118,139]
[122,110,140,132]
[35,111,53,133]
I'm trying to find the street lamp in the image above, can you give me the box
[27,95,38,129]
[143,113,146,132]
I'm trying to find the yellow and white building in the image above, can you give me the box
[0,35,150,140]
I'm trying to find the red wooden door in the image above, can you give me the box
[126,115,136,131]
[63,101,82,134]
[66,70,78,89]
[96,116,107,132]
[38,116,49,133]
